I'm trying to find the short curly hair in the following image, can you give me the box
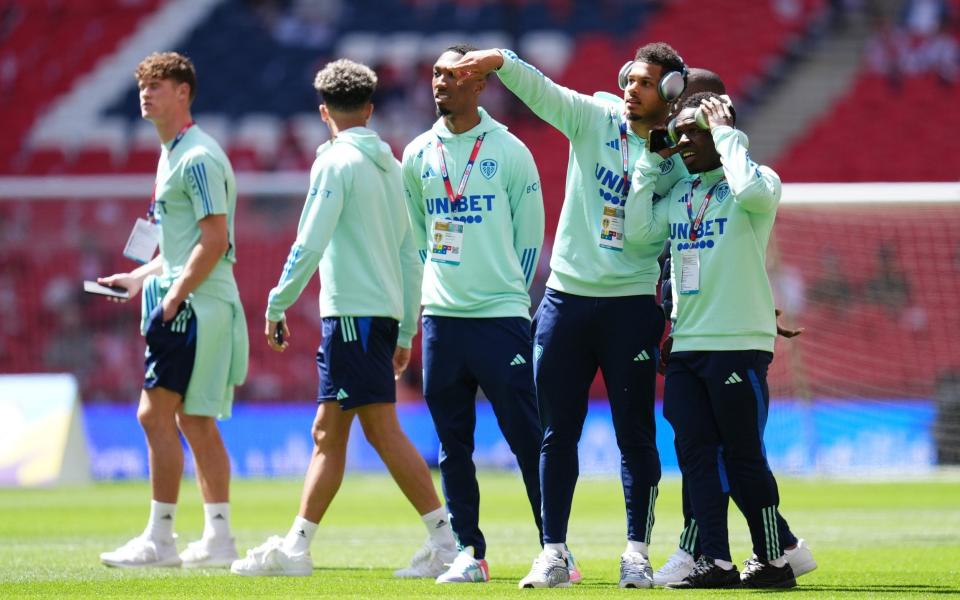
[135,52,197,102]
[313,59,377,112]
[633,42,685,77]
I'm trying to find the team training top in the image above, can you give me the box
[265,127,422,348]
[625,125,781,353]
[496,49,685,297]
[402,107,544,319]
[150,124,240,302]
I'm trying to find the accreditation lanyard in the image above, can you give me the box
[685,178,724,241]
[617,117,630,197]
[435,133,485,205]
[147,121,195,222]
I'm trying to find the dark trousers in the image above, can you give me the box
[665,350,787,562]
[676,440,797,556]
[533,288,663,544]
[422,315,543,559]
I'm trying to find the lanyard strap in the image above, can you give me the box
[148,121,195,220]
[435,133,485,205]
[685,178,724,241]
[169,121,195,152]
[618,116,630,197]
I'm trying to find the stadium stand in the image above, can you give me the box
[2,0,956,403]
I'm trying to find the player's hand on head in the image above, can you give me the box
[393,346,411,380]
[265,319,289,352]
[96,273,139,303]
[701,97,733,129]
[451,50,503,84]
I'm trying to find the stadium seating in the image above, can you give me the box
[4,0,955,403]
[776,73,960,181]
[0,0,161,174]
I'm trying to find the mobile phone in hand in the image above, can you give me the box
[274,319,285,345]
[649,128,672,153]
[83,280,131,299]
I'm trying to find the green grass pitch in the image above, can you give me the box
[1,473,958,598]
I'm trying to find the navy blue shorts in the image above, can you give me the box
[143,302,197,397]
[316,316,398,410]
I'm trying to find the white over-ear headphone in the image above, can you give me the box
[618,59,688,103]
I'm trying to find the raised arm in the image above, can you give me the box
[452,49,611,140]
[624,150,672,245]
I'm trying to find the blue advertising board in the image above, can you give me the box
[82,398,936,480]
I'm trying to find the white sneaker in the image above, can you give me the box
[785,538,817,577]
[230,535,312,577]
[180,536,239,568]
[435,547,490,583]
[619,551,654,588]
[518,548,571,588]
[394,539,458,578]
[100,535,181,568]
[653,547,696,586]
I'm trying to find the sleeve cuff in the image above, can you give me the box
[396,333,413,349]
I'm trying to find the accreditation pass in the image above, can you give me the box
[679,248,700,295]
[598,205,625,251]
[123,217,160,264]
[430,217,464,265]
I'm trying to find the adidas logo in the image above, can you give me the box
[633,350,650,362]
[606,138,620,151]
[145,362,157,381]
[213,513,225,520]
[337,388,350,400]
[435,519,446,529]
[297,529,306,538]
[510,354,527,366]
[724,372,743,385]
[161,514,173,520]
[422,166,437,179]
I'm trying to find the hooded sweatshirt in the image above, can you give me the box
[266,126,422,348]
[402,107,544,319]
[495,49,686,297]
[625,126,780,352]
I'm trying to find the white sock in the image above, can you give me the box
[714,558,734,570]
[202,502,231,540]
[422,507,456,549]
[282,516,318,554]
[145,500,176,541]
[544,543,565,555]
[770,556,787,567]
[625,540,649,556]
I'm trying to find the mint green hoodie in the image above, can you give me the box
[496,49,685,297]
[625,126,781,352]
[402,108,544,319]
[266,127,422,348]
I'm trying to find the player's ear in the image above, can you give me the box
[319,104,330,123]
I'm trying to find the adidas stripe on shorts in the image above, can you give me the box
[315,316,399,410]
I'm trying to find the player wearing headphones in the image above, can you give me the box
[452,43,687,589]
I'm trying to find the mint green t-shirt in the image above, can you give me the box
[152,124,239,301]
